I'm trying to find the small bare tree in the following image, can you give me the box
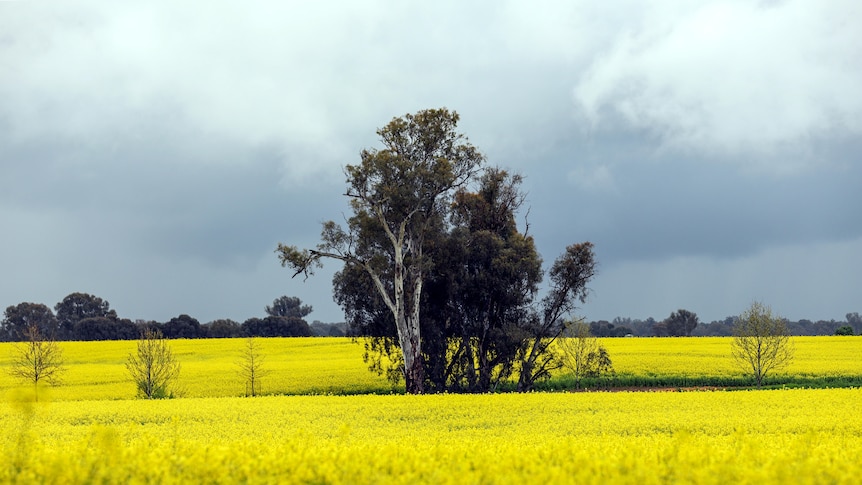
[8,325,65,401]
[732,301,794,388]
[557,319,614,389]
[126,328,180,399]
[237,337,270,397]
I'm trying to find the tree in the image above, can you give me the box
[126,328,181,399]
[8,325,65,400]
[54,292,117,339]
[517,242,597,392]
[331,168,596,393]
[558,320,615,389]
[237,337,270,397]
[309,321,347,337]
[74,317,138,341]
[834,326,854,336]
[206,319,244,338]
[846,312,861,334]
[731,302,794,388]
[266,296,313,319]
[277,108,484,394]
[242,316,312,337]
[2,302,59,341]
[162,314,202,339]
[664,309,699,337]
[443,168,543,392]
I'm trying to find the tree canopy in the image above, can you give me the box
[278,108,485,394]
[664,309,699,337]
[54,292,117,338]
[266,296,313,319]
[2,302,58,341]
[328,163,596,392]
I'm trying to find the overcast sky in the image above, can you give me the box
[2,1,860,326]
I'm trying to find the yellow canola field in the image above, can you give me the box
[0,338,396,401]
[1,336,860,400]
[602,335,862,378]
[2,389,861,484]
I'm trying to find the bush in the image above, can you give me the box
[126,329,181,399]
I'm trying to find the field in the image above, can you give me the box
[1,336,861,483]
[2,336,860,399]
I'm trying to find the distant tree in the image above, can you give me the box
[309,321,347,337]
[74,317,138,341]
[54,292,117,339]
[242,316,312,337]
[126,329,181,399]
[695,320,734,337]
[2,302,59,341]
[664,309,699,337]
[846,313,861,334]
[206,319,244,338]
[236,337,270,397]
[731,302,794,388]
[650,321,669,336]
[558,320,614,389]
[162,314,201,339]
[834,326,854,336]
[591,321,632,338]
[8,325,65,400]
[265,296,313,319]
[277,108,485,394]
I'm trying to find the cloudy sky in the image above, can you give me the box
[2,1,860,326]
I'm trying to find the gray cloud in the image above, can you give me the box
[1,1,859,324]
[573,1,862,169]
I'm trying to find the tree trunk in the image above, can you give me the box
[403,338,424,394]
[391,252,425,394]
[403,274,425,394]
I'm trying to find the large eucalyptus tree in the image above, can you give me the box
[277,108,484,394]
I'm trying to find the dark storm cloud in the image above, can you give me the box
[1,1,860,324]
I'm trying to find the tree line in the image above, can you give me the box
[0,294,342,342]
[587,310,861,337]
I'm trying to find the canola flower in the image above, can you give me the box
[0,337,396,400]
[1,389,860,484]
[1,336,859,400]
[601,335,862,378]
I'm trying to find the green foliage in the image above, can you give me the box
[663,309,699,337]
[278,108,485,394]
[834,325,854,336]
[242,316,312,337]
[266,296,313,319]
[73,317,138,341]
[205,319,244,338]
[162,314,202,339]
[339,169,596,393]
[583,346,615,378]
[54,292,117,339]
[2,303,59,341]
